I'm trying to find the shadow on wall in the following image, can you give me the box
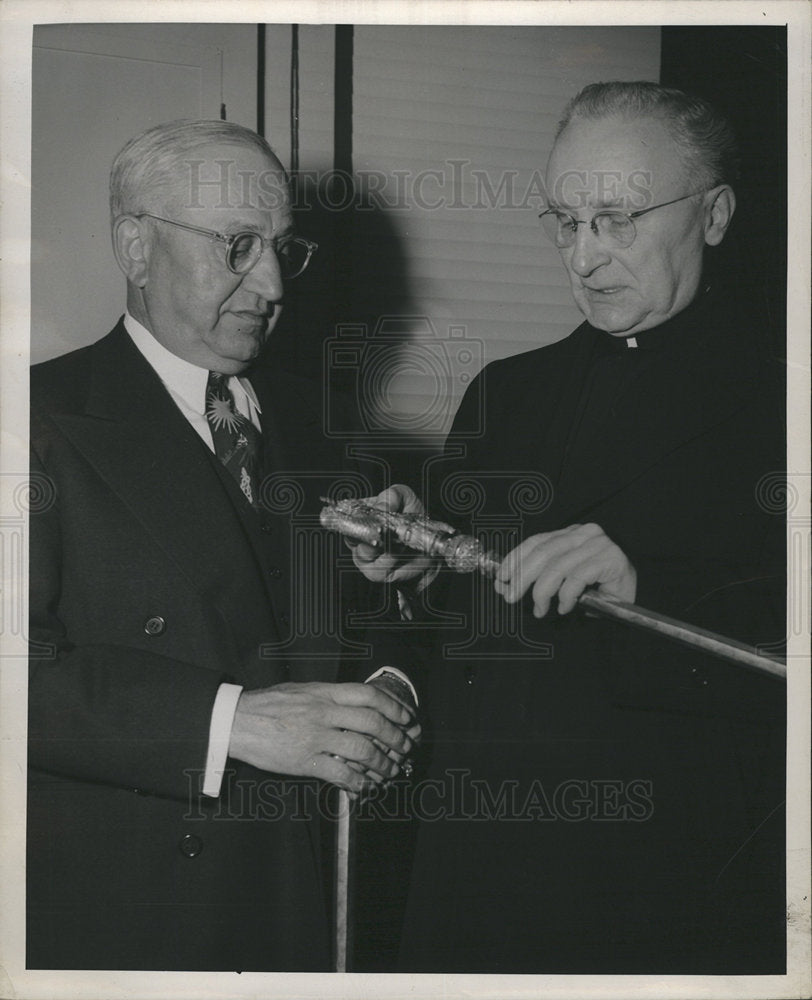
[263,172,448,484]
[262,175,430,968]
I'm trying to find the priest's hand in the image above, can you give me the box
[347,483,440,590]
[495,522,637,617]
[228,681,417,795]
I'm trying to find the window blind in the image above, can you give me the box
[346,25,661,440]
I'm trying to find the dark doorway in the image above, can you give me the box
[661,26,787,358]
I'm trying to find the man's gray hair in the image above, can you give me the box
[557,81,740,187]
[109,119,282,220]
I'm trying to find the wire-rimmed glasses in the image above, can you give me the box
[538,191,707,249]
[138,213,318,278]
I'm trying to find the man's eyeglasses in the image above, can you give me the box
[138,213,319,278]
[538,191,706,249]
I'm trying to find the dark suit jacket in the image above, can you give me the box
[27,320,391,971]
[400,285,787,974]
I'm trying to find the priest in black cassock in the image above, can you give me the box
[353,82,786,974]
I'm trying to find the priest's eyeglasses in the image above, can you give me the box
[539,191,706,249]
[138,213,319,278]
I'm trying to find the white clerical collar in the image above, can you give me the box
[123,312,261,417]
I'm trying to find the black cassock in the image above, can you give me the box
[397,284,786,974]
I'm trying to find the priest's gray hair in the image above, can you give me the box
[109,119,282,220]
[556,81,740,188]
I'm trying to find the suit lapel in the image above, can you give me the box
[53,324,277,656]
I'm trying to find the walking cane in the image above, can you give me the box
[334,669,418,971]
[334,789,355,972]
[321,497,786,680]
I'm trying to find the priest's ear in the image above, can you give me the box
[112,216,150,287]
[702,185,736,247]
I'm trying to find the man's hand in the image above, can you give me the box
[228,681,417,795]
[348,483,440,590]
[366,671,421,781]
[495,523,637,617]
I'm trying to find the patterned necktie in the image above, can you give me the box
[205,371,263,508]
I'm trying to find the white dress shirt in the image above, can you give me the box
[125,313,262,441]
[124,314,415,797]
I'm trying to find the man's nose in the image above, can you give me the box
[242,246,284,301]
[567,221,612,277]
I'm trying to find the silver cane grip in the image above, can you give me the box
[319,496,500,576]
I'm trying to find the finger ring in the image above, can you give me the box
[402,759,414,779]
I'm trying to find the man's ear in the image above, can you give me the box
[703,185,736,247]
[112,216,150,287]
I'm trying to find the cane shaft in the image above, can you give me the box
[577,592,786,679]
[334,789,354,972]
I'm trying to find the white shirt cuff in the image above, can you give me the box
[365,665,418,707]
[202,682,243,797]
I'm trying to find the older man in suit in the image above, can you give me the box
[355,82,786,973]
[27,119,419,972]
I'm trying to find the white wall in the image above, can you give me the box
[30,23,661,395]
[31,23,258,363]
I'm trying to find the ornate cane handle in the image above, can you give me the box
[319,496,500,576]
[319,495,786,680]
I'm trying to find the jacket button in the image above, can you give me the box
[144,616,166,636]
[465,665,476,685]
[178,834,203,858]
[268,566,282,579]
[280,614,290,626]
